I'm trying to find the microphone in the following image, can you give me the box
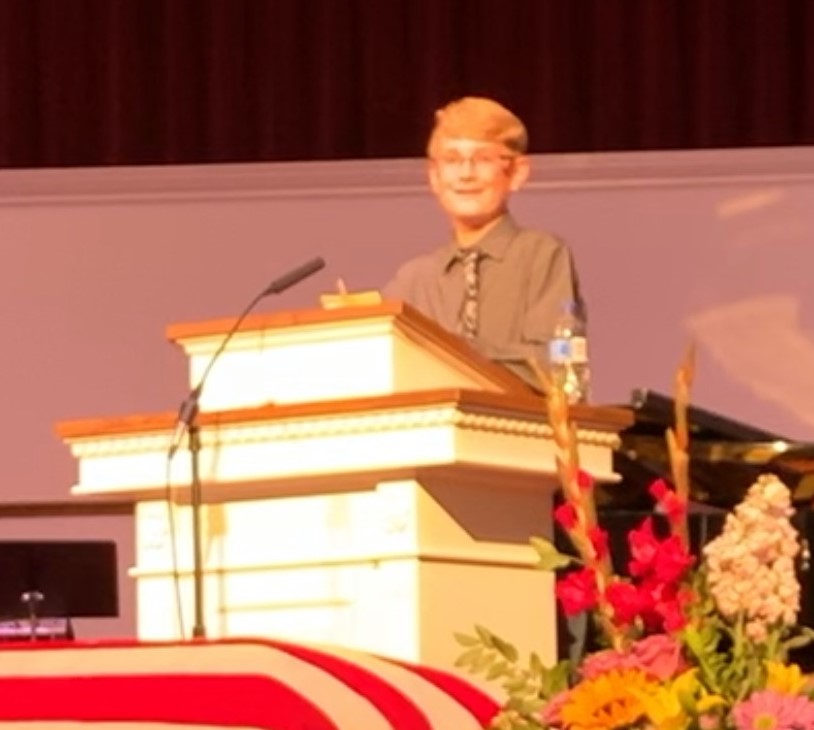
[167,256,326,458]
[263,256,327,296]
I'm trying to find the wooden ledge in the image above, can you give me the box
[164,300,412,342]
[56,388,633,441]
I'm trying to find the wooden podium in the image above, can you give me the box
[56,302,628,669]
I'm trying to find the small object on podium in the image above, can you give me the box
[319,277,382,309]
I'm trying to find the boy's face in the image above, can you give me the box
[428,136,529,234]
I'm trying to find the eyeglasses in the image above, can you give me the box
[433,151,516,172]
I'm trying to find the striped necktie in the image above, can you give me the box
[458,248,481,340]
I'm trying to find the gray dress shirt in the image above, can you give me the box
[383,215,584,380]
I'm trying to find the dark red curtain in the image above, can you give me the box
[0,0,811,168]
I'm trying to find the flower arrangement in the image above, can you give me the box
[455,351,814,730]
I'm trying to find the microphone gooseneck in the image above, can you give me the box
[167,256,326,458]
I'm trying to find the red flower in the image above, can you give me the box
[556,568,598,616]
[555,502,578,530]
[628,519,693,584]
[607,514,695,633]
[628,518,660,577]
[651,535,695,584]
[649,479,687,525]
[637,581,673,632]
[662,493,688,525]
[607,578,680,633]
[588,526,609,561]
[577,470,594,491]
[605,579,644,626]
[635,579,693,633]
[660,598,689,632]
[661,587,695,632]
[649,479,670,501]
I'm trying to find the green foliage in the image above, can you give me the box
[529,537,576,571]
[681,566,814,706]
[455,625,571,729]
[781,625,814,653]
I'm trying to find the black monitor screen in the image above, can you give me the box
[0,540,118,619]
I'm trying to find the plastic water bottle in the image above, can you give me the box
[549,300,591,404]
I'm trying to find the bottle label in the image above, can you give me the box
[570,336,588,364]
[549,338,570,364]
[549,336,588,365]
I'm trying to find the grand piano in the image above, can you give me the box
[597,389,814,664]
[612,388,814,510]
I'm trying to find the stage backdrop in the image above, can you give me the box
[0,146,812,637]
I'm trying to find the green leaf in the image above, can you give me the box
[518,696,546,715]
[682,627,705,657]
[793,626,814,643]
[549,660,572,692]
[453,631,480,647]
[492,634,520,662]
[539,660,571,697]
[472,649,497,673]
[486,660,509,681]
[475,624,496,649]
[783,633,814,651]
[504,676,534,693]
[530,537,575,571]
[454,646,482,669]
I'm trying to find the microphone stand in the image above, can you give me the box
[188,417,205,638]
[168,256,325,640]
[171,382,205,638]
[21,590,44,642]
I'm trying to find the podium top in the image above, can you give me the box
[165,301,433,343]
[167,300,536,398]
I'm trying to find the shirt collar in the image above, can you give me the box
[436,214,519,272]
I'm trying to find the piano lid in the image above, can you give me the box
[609,389,814,508]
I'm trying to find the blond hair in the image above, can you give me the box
[426,96,528,157]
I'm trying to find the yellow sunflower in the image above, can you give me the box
[559,669,660,730]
